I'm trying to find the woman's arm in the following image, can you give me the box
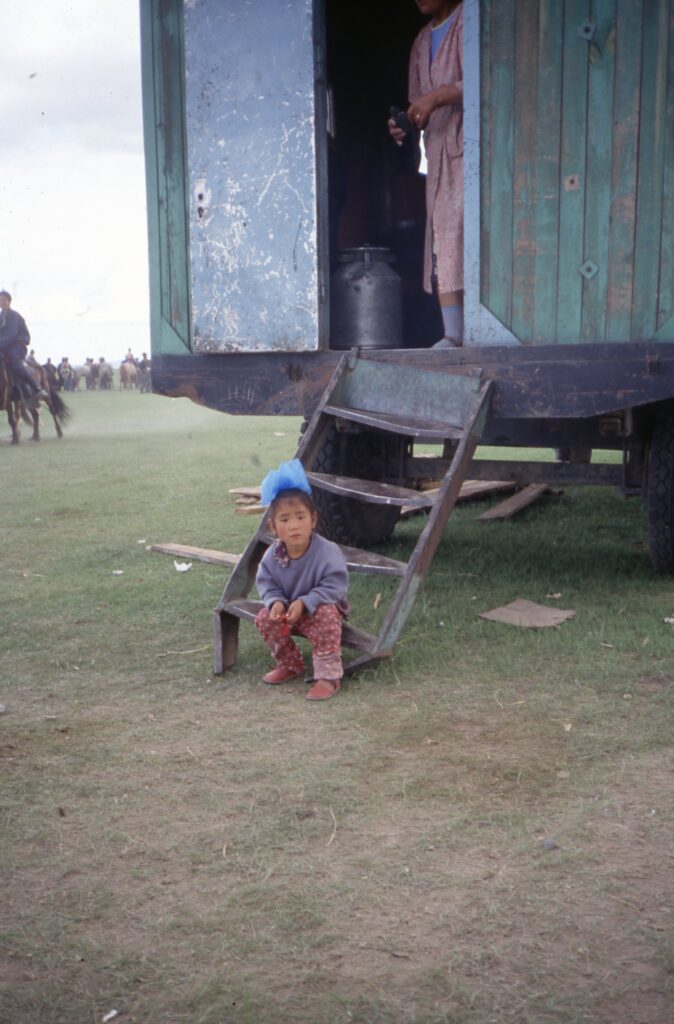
[388,34,424,145]
[408,82,463,130]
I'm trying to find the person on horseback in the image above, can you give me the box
[58,356,74,390]
[0,291,48,407]
[42,357,60,390]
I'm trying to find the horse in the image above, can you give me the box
[82,359,99,390]
[73,366,92,391]
[0,361,23,443]
[1,361,70,443]
[98,361,114,390]
[22,366,70,441]
[119,361,137,389]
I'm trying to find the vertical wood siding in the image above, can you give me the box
[657,2,674,336]
[533,0,564,341]
[481,0,674,344]
[510,0,539,342]
[557,0,589,342]
[485,0,516,328]
[140,0,192,355]
[632,0,669,338]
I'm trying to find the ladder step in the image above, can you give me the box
[261,532,406,577]
[307,472,435,508]
[222,599,376,654]
[323,403,463,441]
[260,536,401,577]
[223,598,263,623]
[339,543,407,576]
[341,623,377,653]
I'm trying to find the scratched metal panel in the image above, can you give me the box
[184,0,321,352]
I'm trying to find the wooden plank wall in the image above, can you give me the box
[481,0,674,344]
[140,0,192,356]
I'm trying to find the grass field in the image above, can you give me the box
[1,388,673,1024]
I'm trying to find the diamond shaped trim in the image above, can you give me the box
[577,19,596,41]
[579,260,599,281]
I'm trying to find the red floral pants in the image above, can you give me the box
[255,603,343,681]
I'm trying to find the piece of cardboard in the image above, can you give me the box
[479,599,575,628]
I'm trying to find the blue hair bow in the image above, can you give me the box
[260,459,312,506]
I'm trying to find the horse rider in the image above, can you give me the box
[137,351,151,392]
[0,290,48,406]
[42,357,61,390]
[58,356,73,390]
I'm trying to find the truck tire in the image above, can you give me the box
[647,416,674,573]
[308,422,405,547]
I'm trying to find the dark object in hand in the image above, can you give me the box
[390,106,414,133]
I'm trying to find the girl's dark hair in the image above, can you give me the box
[268,488,316,521]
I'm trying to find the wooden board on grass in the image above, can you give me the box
[229,487,261,498]
[479,483,549,522]
[401,479,516,518]
[150,543,240,566]
[458,480,516,501]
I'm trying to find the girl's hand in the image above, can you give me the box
[270,601,287,622]
[286,599,305,625]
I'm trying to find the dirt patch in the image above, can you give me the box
[635,675,674,695]
[2,688,672,1023]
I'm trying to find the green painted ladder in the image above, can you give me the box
[214,352,493,677]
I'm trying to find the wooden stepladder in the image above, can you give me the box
[214,351,492,676]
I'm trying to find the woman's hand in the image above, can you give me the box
[269,601,287,622]
[409,83,463,129]
[387,117,406,147]
[286,599,305,625]
[407,92,437,130]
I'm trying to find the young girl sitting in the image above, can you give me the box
[255,459,349,701]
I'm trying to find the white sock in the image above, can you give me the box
[442,304,463,341]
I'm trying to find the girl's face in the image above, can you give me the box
[270,496,317,557]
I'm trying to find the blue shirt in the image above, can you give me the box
[431,9,459,63]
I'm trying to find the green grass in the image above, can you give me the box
[1,389,673,1024]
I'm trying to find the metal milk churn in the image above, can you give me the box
[330,245,403,350]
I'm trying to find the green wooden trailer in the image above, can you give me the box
[140,0,674,600]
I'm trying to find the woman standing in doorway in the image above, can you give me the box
[389,1,463,347]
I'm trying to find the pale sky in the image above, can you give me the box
[1,0,150,366]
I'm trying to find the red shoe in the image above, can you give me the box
[305,679,341,701]
[263,665,304,685]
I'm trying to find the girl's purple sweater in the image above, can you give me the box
[256,533,349,616]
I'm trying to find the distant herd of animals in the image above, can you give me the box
[1,354,152,444]
[46,354,152,394]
